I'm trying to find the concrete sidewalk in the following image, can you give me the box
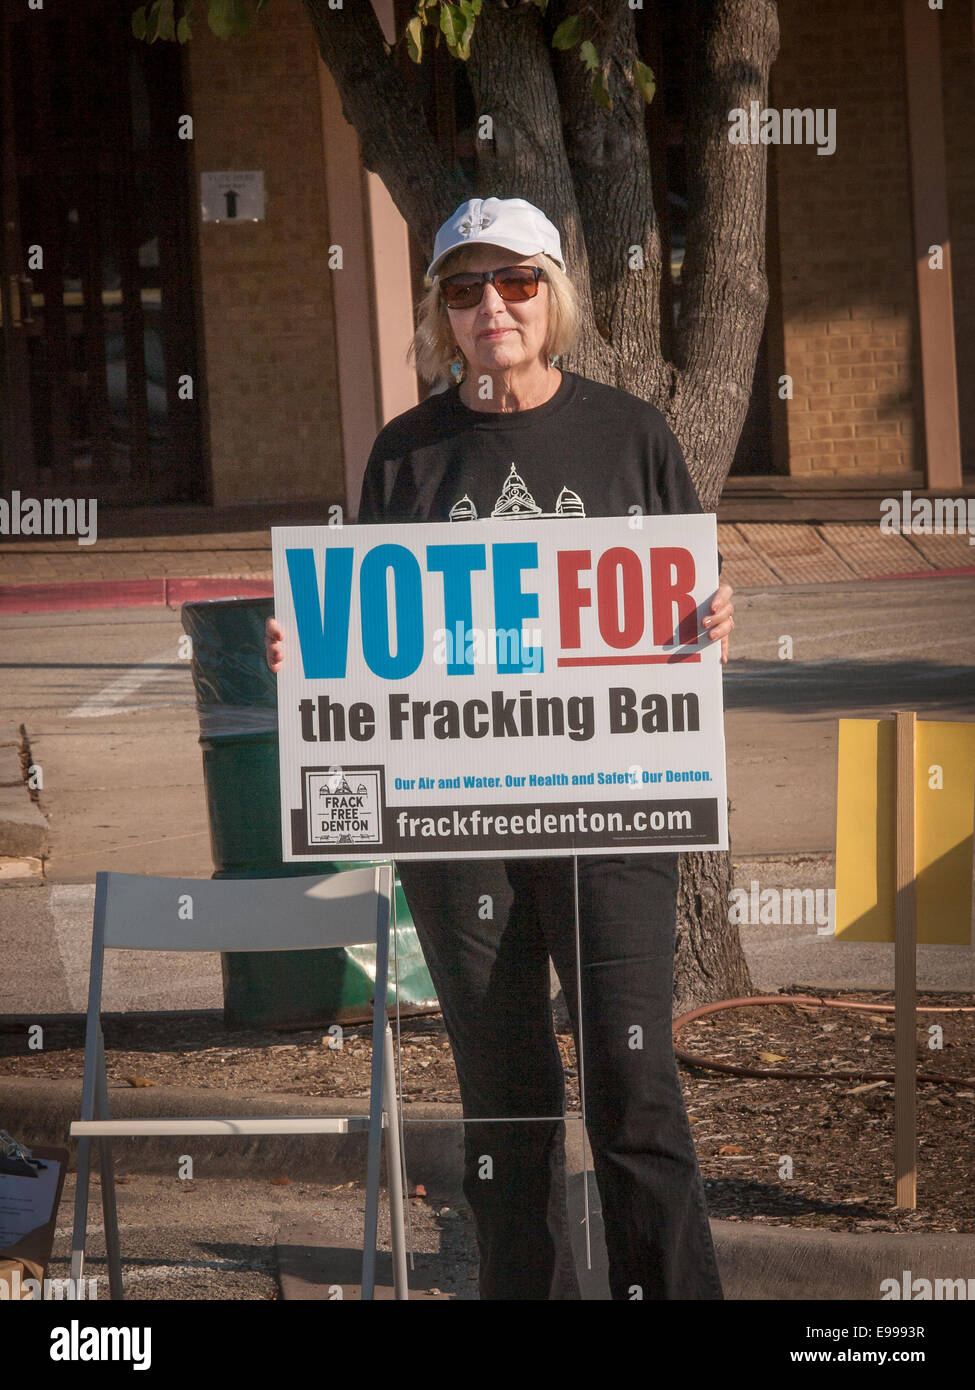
[1,502,974,612]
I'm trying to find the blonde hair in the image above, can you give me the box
[408,247,581,386]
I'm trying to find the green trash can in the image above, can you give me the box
[181,595,437,1028]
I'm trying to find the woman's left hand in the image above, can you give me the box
[704,582,735,664]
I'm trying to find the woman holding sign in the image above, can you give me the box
[267,197,734,1300]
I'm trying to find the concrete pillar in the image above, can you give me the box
[317,0,418,518]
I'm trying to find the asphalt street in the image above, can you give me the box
[2,577,973,1014]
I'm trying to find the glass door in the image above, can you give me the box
[0,0,205,505]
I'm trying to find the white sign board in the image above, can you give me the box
[272,515,728,861]
[201,171,265,222]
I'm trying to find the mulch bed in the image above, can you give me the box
[3,986,972,1234]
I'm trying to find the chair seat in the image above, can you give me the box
[70,1115,382,1137]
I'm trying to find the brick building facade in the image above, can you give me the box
[1,0,971,513]
[770,0,973,482]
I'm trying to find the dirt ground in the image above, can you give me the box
[3,986,972,1235]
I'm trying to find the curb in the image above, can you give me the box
[0,1076,464,1191]
[274,1215,975,1301]
[0,724,47,859]
[2,566,973,614]
[870,564,975,581]
[710,1219,975,1301]
[0,577,273,614]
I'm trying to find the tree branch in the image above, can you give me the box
[300,0,469,249]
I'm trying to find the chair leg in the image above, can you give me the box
[363,897,393,1301]
[362,1000,386,1301]
[95,1033,124,1301]
[69,1136,92,1287]
[98,1140,123,1301]
[382,1022,408,1301]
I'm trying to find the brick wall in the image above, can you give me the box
[187,0,343,506]
[772,0,916,477]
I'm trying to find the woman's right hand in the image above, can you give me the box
[265,616,285,673]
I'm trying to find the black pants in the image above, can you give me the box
[395,853,724,1301]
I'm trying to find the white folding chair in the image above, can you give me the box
[69,865,407,1301]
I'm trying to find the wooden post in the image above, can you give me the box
[893,710,917,1209]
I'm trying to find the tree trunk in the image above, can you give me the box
[299,0,781,1010]
[674,0,780,510]
[301,0,468,249]
[668,1,778,1006]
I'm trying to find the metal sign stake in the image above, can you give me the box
[893,710,918,1209]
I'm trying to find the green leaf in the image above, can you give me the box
[406,14,424,62]
[440,2,465,53]
[591,68,612,110]
[177,13,192,40]
[578,39,598,72]
[207,0,254,39]
[457,0,477,57]
[144,0,160,42]
[633,58,655,104]
[132,6,148,40]
[551,13,581,49]
[440,1,475,60]
[157,0,176,40]
[530,0,548,11]
[469,0,483,13]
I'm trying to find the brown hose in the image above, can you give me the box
[672,993,975,1088]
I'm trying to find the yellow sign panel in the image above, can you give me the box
[834,719,975,944]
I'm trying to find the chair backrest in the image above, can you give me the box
[94,866,392,952]
[78,867,392,1122]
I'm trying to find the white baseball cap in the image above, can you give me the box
[427,197,566,279]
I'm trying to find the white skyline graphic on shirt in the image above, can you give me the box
[449,462,586,521]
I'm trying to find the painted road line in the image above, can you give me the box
[68,650,190,719]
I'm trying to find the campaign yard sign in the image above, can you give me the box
[271,515,728,861]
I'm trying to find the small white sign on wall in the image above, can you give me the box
[201,171,265,222]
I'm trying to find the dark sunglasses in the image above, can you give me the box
[439,265,545,309]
